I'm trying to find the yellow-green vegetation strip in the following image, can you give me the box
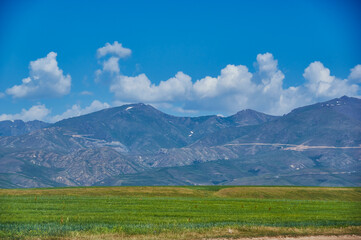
[214,186,361,201]
[0,186,360,239]
[18,226,361,240]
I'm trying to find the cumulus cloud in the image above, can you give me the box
[103,57,120,73]
[256,53,285,94]
[97,41,131,59]
[0,105,50,122]
[6,52,71,99]
[193,64,254,98]
[51,100,110,122]
[97,51,360,116]
[95,42,131,82]
[348,64,361,83]
[257,52,278,73]
[303,61,359,98]
[189,53,306,115]
[110,72,192,102]
[0,100,110,123]
[105,52,305,115]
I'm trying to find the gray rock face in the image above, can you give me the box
[0,96,360,188]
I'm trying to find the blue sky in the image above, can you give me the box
[0,0,360,122]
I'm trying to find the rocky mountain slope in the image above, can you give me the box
[0,120,49,137]
[0,96,360,188]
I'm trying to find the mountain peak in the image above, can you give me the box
[125,103,154,110]
[322,95,360,104]
[124,103,147,107]
[340,95,352,100]
[235,109,260,115]
[227,109,277,126]
[0,119,49,136]
[85,103,157,118]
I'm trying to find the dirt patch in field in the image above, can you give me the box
[214,186,361,201]
[0,186,205,197]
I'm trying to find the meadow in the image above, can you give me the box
[0,186,360,239]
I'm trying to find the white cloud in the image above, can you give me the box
[97,51,360,116]
[0,100,110,123]
[51,100,110,122]
[95,42,131,82]
[303,61,359,98]
[193,64,254,98]
[97,41,131,59]
[103,57,120,73]
[80,91,93,96]
[6,52,71,99]
[107,52,304,115]
[256,53,284,94]
[187,53,305,115]
[348,64,361,83]
[110,71,193,102]
[0,104,50,122]
[257,52,278,74]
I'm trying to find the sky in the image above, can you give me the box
[0,0,360,122]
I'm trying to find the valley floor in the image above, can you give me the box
[0,186,360,239]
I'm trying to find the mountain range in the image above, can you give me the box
[0,120,50,137]
[0,96,360,188]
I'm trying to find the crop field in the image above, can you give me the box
[0,186,360,239]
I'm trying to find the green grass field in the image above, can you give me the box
[0,186,360,239]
